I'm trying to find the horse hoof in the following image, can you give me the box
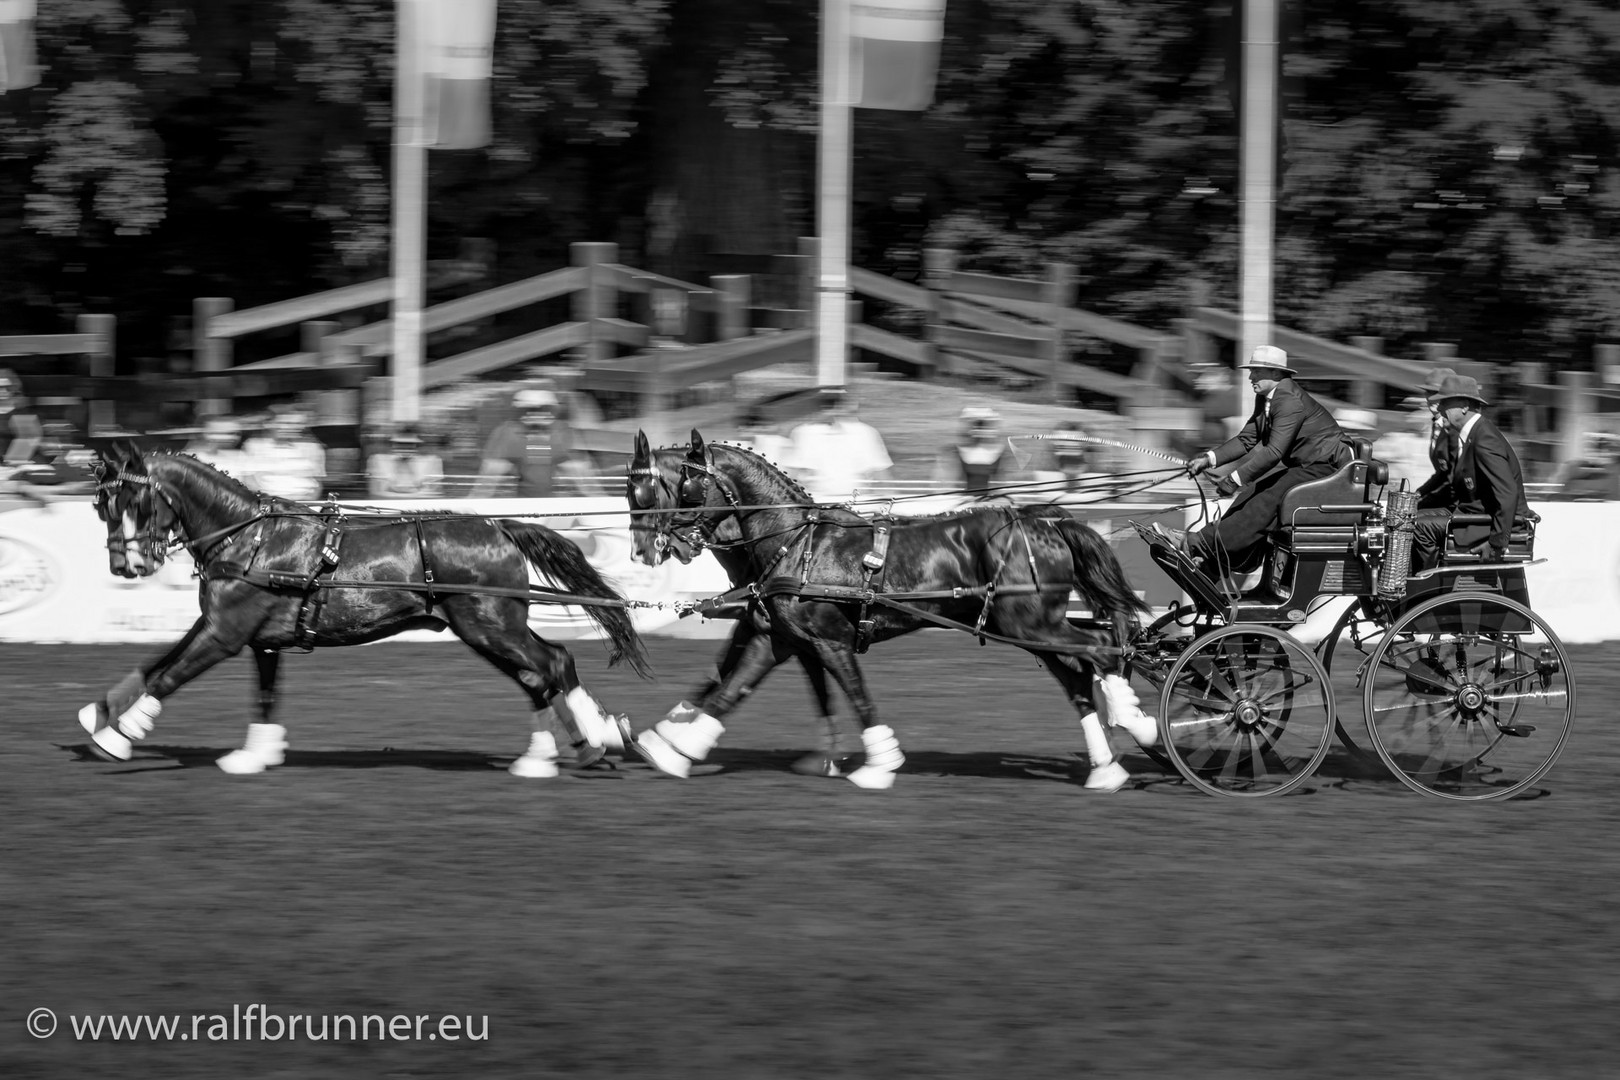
[89,725,133,763]
[78,702,106,736]
[846,765,898,790]
[1084,761,1131,792]
[791,752,845,778]
[217,749,270,775]
[508,754,561,779]
[631,729,691,778]
[571,741,607,769]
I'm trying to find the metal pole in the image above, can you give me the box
[815,0,854,390]
[390,0,427,424]
[1237,0,1278,423]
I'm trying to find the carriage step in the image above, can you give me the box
[1498,724,1537,738]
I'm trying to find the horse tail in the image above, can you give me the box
[1053,515,1151,628]
[497,522,653,679]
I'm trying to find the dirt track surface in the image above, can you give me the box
[4,635,1616,1078]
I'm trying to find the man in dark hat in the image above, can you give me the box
[1408,374,1530,569]
[1155,345,1353,569]
[1414,366,1458,509]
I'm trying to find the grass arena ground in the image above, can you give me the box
[4,633,1617,1078]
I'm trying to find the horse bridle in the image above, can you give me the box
[94,459,269,570]
[94,465,178,568]
[627,452,742,556]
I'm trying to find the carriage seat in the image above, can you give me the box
[1280,442,1388,530]
[1444,512,1538,563]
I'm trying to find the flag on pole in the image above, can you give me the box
[419,0,497,149]
[0,0,39,93]
[850,0,945,111]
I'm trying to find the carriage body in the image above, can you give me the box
[1128,441,1572,800]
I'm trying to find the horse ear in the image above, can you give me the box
[688,429,705,459]
[633,429,650,463]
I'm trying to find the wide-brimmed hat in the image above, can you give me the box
[1420,366,1458,397]
[1238,344,1296,375]
[1429,373,1489,406]
[960,405,1001,428]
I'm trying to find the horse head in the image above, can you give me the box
[93,439,179,578]
[626,429,748,567]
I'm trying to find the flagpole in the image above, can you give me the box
[1237,0,1278,423]
[815,0,854,391]
[390,0,427,424]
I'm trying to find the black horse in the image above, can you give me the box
[629,442,842,775]
[80,440,649,777]
[626,431,1158,790]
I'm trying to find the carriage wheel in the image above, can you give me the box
[1362,593,1574,801]
[1315,598,1388,768]
[1158,625,1335,797]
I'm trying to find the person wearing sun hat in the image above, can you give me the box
[1155,344,1352,568]
[1407,373,1530,570]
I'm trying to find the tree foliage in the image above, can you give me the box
[0,0,1615,369]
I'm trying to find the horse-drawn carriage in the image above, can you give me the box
[1126,438,1573,800]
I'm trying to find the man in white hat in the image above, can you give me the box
[1157,345,1353,569]
[473,386,586,498]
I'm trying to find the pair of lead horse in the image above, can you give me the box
[78,434,1157,789]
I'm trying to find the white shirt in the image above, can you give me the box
[1455,412,1482,452]
[788,419,892,502]
[241,436,327,501]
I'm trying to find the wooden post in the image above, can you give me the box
[1557,369,1591,471]
[712,274,751,342]
[1597,343,1620,387]
[1349,335,1383,410]
[1515,361,1544,438]
[570,241,618,368]
[194,297,233,418]
[78,313,116,435]
[1043,261,1075,398]
[922,247,955,378]
[797,235,818,328]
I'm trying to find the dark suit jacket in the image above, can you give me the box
[1211,378,1352,482]
[1435,413,1530,551]
[1415,420,1455,507]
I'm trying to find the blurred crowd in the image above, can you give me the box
[4,359,1616,507]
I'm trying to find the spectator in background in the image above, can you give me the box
[183,416,244,475]
[1373,403,1435,493]
[787,389,892,503]
[241,407,327,501]
[932,406,1012,497]
[368,423,445,499]
[736,407,796,470]
[1031,420,1105,500]
[0,369,44,477]
[8,421,97,502]
[471,387,589,498]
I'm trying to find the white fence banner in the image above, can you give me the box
[1,497,1615,646]
[0,497,732,645]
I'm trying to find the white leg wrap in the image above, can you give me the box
[848,725,904,790]
[90,724,134,762]
[217,723,288,775]
[509,730,561,779]
[561,687,610,749]
[116,694,161,740]
[1096,674,1158,748]
[655,712,724,762]
[78,702,104,736]
[632,726,693,778]
[1079,710,1130,792]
